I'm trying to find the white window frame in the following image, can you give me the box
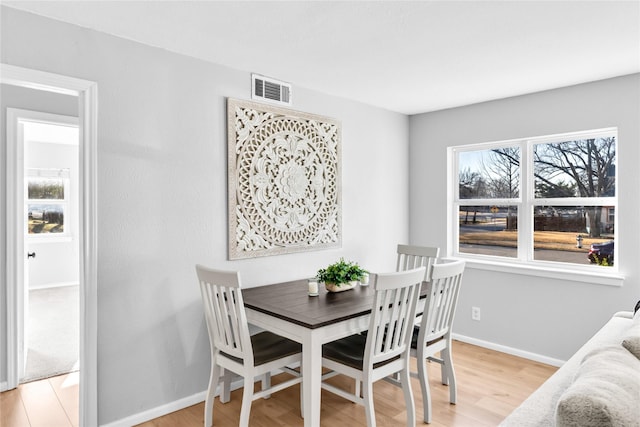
[26,168,72,241]
[448,127,623,286]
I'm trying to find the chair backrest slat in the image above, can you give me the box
[421,260,465,343]
[197,265,253,364]
[396,244,440,281]
[365,267,426,368]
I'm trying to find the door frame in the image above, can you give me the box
[2,63,98,426]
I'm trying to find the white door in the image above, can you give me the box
[6,109,79,384]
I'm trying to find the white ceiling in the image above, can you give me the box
[4,1,640,115]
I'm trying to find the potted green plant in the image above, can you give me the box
[317,258,368,292]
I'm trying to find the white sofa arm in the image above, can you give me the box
[613,311,634,319]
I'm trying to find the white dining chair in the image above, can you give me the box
[196,265,303,427]
[411,259,465,424]
[391,244,440,381]
[396,244,440,281]
[321,266,426,427]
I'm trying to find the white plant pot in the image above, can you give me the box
[324,281,357,292]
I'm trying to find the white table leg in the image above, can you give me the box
[303,332,322,427]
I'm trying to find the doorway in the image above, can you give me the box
[17,114,80,383]
[2,64,98,426]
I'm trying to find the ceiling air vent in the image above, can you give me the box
[252,74,292,106]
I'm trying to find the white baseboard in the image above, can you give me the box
[100,378,244,427]
[452,333,565,367]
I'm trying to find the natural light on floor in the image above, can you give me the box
[62,367,79,388]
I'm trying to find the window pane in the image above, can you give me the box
[28,204,64,234]
[459,205,517,258]
[458,147,520,199]
[534,136,616,198]
[28,176,65,200]
[533,205,614,266]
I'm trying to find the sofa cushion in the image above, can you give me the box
[555,345,640,427]
[622,310,640,359]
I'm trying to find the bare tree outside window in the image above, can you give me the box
[485,147,520,198]
[458,147,520,199]
[534,137,616,238]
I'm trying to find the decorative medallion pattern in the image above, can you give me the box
[228,98,341,259]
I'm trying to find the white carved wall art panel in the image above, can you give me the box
[227,98,342,259]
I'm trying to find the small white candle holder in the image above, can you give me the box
[308,278,319,296]
[360,272,370,286]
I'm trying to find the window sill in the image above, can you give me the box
[28,235,73,244]
[460,257,624,287]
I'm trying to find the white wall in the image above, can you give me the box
[409,74,640,361]
[0,83,77,386]
[26,139,80,289]
[1,7,409,424]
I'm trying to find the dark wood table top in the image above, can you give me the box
[243,279,428,330]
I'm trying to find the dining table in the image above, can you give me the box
[242,278,428,427]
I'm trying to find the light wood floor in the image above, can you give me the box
[0,341,556,427]
[137,341,557,427]
[1,371,79,427]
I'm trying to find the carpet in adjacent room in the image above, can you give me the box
[22,285,79,383]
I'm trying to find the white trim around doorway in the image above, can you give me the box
[2,63,98,427]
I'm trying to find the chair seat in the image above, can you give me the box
[323,333,399,370]
[410,326,444,349]
[222,331,301,365]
